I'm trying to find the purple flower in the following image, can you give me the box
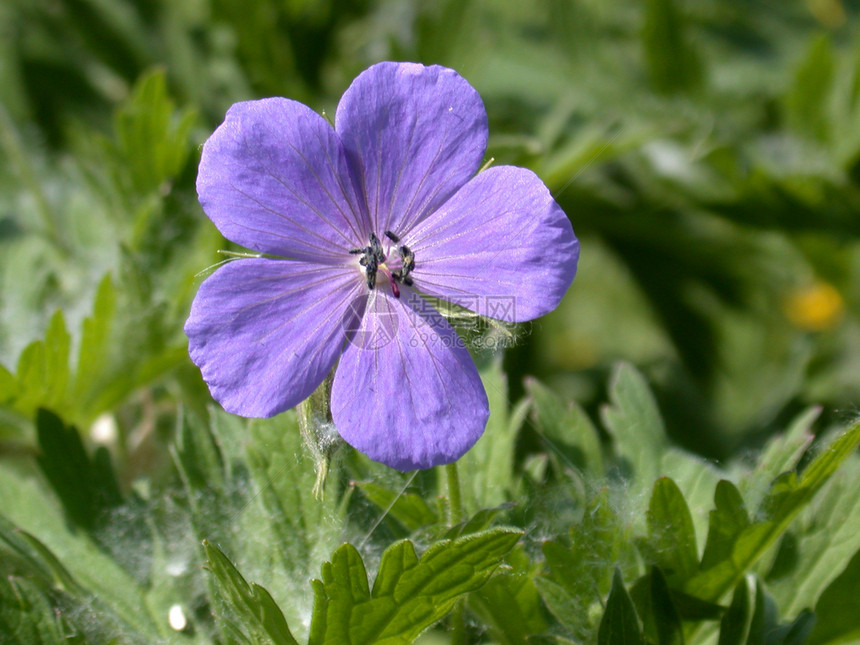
[186,62,579,471]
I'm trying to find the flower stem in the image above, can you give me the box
[445,462,463,526]
[449,603,468,645]
[445,461,468,644]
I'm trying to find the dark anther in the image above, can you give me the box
[353,231,415,294]
[391,243,415,287]
[353,233,385,290]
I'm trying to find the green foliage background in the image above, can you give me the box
[1,0,860,643]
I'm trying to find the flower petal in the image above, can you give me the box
[331,288,489,471]
[197,98,365,261]
[185,258,361,417]
[335,62,488,238]
[407,166,579,322]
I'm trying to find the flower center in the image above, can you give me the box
[349,231,415,298]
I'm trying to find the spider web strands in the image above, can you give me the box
[552,127,624,199]
[357,470,419,550]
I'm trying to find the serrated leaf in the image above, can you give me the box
[445,504,513,539]
[598,569,645,645]
[631,571,723,626]
[114,68,197,194]
[309,528,521,644]
[779,611,816,645]
[12,310,71,417]
[203,540,299,645]
[686,421,860,603]
[646,477,698,586]
[170,408,236,551]
[35,409,122,532]
[527,377,604,477]
[172,407,226,494]
[72,273,116,421]
[601,362,667,490]
[715,575,813,645]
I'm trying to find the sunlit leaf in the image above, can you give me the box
[308,528,521,644]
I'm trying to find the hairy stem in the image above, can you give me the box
[445,461,467,644]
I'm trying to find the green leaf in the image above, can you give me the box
[245,413,347,579]
[308,528,522,644]
[809,547,860,644]
[686,421,860,602]
[780,611,816,645]
[0,575,68,644]
[12,310,71,417]
[527,377,604,477]
[645,477,698,586]
[203,540,299,645]
[445,504,513,539]
[533,575,581,635]
[718,576,754,645]
[701,480,751,571]
[0,362,18,404]
[0,509,158,641]
[766,456,860,616]
[358,480,438,533]
[739,408,817,512]
[34,409,122,532]
[459,359,524,510]
[601,362,667,490]
[716,575,814,645]
[171,407,226,494]
[598,569,645,645]
[650,567,684,645]
[71,273,117,422]
[169,408,236,550]
[469,545,547,645]
[537,487,638,640]
[113,67,197,195]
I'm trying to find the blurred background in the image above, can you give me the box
[2,0,860,468]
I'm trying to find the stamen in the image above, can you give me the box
[353,231,415,298]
